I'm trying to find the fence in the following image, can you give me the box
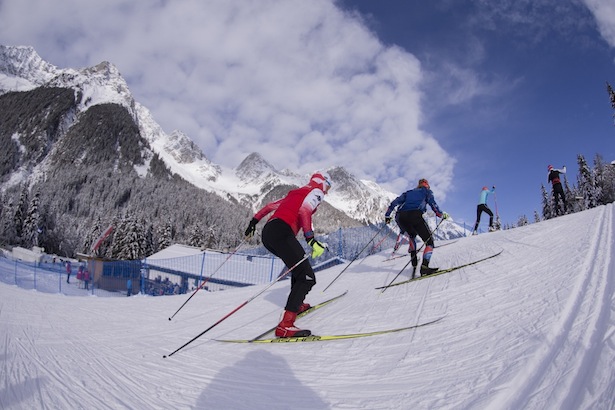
[0,223,432,297]
[0,255,113,297]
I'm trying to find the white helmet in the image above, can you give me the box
[309,171,332,192]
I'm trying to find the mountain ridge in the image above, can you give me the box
[0,44,467,257]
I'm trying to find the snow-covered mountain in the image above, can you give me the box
[0,45,467,237]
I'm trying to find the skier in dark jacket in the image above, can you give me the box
[384,178,449,276]
[548,165,567,215]
[244,171,331,338]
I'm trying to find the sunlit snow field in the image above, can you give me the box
[1,204,614,409]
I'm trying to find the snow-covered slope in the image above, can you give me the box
[1,204,613,409]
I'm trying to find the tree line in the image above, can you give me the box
[540,153,615,221]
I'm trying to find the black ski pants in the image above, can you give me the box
[474,204,494,231]
[552,183,567,215]
[261,218,315,313]
[396,210,433,248]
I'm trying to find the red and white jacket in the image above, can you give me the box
[254,182,325,240]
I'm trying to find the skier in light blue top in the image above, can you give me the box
[473,186,496,234]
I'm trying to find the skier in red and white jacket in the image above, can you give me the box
[245,171,332,338]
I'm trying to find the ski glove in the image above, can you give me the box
[441,212,450,220]
[385,216,392,224]
[308,238,327,258]
[245,217,258,238]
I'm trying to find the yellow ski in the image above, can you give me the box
[216,317,444,343]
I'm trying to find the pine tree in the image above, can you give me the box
[110,215,126,259]
[188,225,205,248]
[23,190,41,247]
[0,195,16,243]
[115,212,144,260]
[563,176,578,214]
[157,218,173,250]
[143,222,155,257]
[540,184,554,219]
[12,186,29,243]
[577,154,597,209]
[603,160,615,204]
[593,154,611,205]
[607,81,615,125]
[533,210,541,223]
[84,216,103,256]
[102,214,121,259]
[516,215,529,227]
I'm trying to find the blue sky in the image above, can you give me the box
[0,0,614,227]
[339,0,615,227]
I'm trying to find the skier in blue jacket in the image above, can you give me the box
[473,186,496,235]
[385,178,449,276]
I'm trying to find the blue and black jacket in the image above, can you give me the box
[385,186,443,218]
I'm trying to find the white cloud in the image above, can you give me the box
[581,0,615,48]
[0,0,454,196]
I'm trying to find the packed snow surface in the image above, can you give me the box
[1,205,614,409]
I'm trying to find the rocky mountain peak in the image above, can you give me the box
[236,152,277,182]
[328,166,358,192]
[0,45,57,87]
[164,130,206,164]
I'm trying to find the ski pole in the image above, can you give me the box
[494,191,501,229]
[358,229,390,265]
[387,232,406,258]
[380,218,445,293]
[163,254,309,358]
[168,239,246,321]
[322,223,388,292]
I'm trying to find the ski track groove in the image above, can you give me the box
[486,204,614,409]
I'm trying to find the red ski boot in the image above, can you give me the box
[275,310,311,338]
[298,302,311,314]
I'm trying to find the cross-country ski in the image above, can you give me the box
[377,250,503,290]
[216,317,444,343]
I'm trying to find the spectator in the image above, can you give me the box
[65,261,72,284]
[84,269,90,290]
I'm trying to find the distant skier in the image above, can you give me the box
[385,178,449,276]
[244,171,332,338]
[391,213,405,252]
[392,213,419,265]
[66,261,72,284]
[548,165,567,215]
[473,186,496,235]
